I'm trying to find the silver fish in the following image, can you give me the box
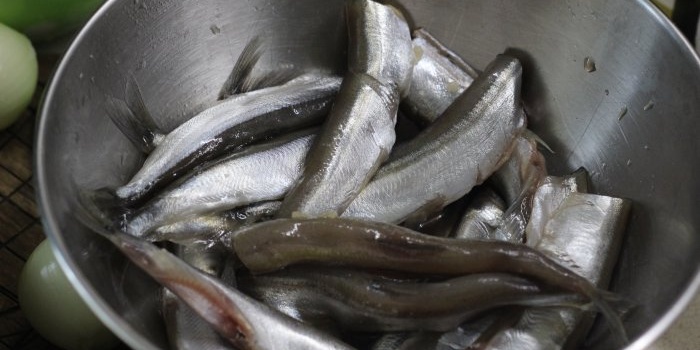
[451,187,506,240]
[163,242,231,350]
[108,38,265,155]
[239,267,583,332]
[483,188,631,349]
[278,0,412,218]
[113,74,340,206]
[104,232,354,350]
[402,28,477,126]
[342,55,527,224]
[346,0,413,94]
[145,201,280,244]
[278,73,398,218]
[122,131,314,237]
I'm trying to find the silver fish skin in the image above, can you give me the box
[525,171,588,247]
[163,242,231,350]
[145,201,280,243]
[483,191,631,350]
[278,73,398,218]
[105,232,354,350]
[490,134,548,243]
[452,187,506,240]
[346,0,412,95]
[402,28,477,126]
[343,55,527,224]
[115,74,340,205]
[123,131,314,237]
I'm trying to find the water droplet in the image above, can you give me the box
[584,57,596,72]
[617,106,627,120]
[210,24,221,34]
[643,99,654,111]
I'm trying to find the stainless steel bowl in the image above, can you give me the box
[35,0,700,349]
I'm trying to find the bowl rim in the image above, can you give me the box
[34,0,161,348]
[33,0,700,349]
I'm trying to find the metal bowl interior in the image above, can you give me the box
[35,0,700,349]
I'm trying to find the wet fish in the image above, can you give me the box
[145,201,280,244]
[239,267,583,332]
[112,73,340,206]
[107,39,266,155]
[231,217,626,336]
[402,28,477,126]
[483,188,631,349]
[102,231,354,350]
[163,242,231,350]
[342,55,527,224]
[451,187,506,241]
[346,0,412,94]
[121,130,314,237]
[278,0,411,218]
[525,170,589,246]
[278,73,398,218]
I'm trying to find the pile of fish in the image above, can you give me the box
[84,0,633,349]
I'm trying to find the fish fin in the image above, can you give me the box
[240,68,301,92]
[523,129,555,154]
[588,289,630,347]
[218,37,263,99]
[75,186,131,234]
[106,96,158,154]
[125,75,161,134]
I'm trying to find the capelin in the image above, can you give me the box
[401,28,477,125]
[346,0,413,95]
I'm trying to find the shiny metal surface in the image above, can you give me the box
[34,0,700,349]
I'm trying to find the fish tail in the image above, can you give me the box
[522,129,555,154]
[75,186,131,234]
[106,92,160,154]
[587,288,630,346]
[218,36,264,99]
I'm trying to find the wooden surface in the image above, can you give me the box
[0,54,61,350]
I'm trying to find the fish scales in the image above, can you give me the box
[123,131,314,237]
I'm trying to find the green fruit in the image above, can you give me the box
[0,22,37,130]
[0,0,104,41]
[18,240,120,350]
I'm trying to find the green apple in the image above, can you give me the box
[0,0,104,41]
[18,240,120,350]
[0,22,37,130]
